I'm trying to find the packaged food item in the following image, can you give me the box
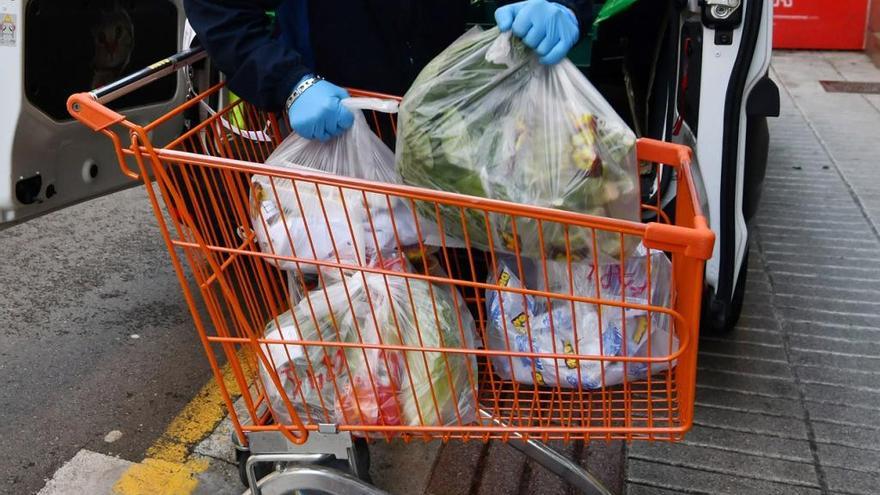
[397,27,640,261]
[259,288,349,426]
[485,245,675,388]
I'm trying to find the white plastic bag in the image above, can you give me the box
[397,28,640,261]
[260,259,479,430]
[259,286,348,426]
[485,244,675,389]
[251,98,428,275]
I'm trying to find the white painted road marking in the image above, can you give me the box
[38,450,133,495]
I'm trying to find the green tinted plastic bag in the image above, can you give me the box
[594,0,640,25]
[396,28,640,262]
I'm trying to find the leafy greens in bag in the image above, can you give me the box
[397,28,640,261]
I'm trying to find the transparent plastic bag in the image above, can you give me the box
[259,285,350,426]
[397,28,640,262]
[259,259,479,431]
[251,98,429,275]
[485,244,674,388]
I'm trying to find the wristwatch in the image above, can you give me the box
[285,75,324,113]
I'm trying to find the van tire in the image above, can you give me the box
[704,247,749,334]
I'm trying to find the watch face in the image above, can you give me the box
[288,77,323,111]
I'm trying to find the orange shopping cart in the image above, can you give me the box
[68,48,714,495]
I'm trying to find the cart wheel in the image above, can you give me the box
[348,437,373,483]
[236,437,372,488]
[237,448,275,489]
[241,465,385,495]
[321,437,372,483]
[704,247,749,334]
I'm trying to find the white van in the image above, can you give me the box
[0,0,777,332]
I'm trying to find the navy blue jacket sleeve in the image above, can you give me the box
[551,0,595,39]
[184,0,311,109]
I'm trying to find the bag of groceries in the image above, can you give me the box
[259,258,478,431]
[397,27,641,262]
[251,98,439,275]
[485,244,675,389]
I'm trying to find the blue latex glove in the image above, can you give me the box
[288,76,355,142]
[495,0,580,65]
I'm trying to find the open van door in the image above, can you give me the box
[585,0,779,331]
[0,0,187,228]
[684,0,779,331]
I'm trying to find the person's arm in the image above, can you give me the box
[184,0,310,109]
[185,0,353,140]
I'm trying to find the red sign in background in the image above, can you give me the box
[774,0,872,50]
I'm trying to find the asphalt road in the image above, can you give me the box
[0,186,215,494]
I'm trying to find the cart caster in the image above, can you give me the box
[313,437,372,484]
[345,437,373,484]
[235,436,372,489]
[237,448,275,488]
[242,465,386,495]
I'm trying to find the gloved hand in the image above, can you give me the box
[495,0,580,65]
[288,76,355,142]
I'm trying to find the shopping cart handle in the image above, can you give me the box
[91,47,207,105]
[67,47,208,132]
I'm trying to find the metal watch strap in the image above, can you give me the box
[285,75,324,113]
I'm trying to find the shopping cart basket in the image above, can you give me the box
[68,48,714,495]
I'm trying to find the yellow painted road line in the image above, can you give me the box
[113,458,209,495]
[113,353,253,495]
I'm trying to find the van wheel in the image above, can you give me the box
[704,248,749,334]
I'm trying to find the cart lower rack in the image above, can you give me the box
[69,47,714,495]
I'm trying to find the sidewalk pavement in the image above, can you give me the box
[38,50,880,495]
[626,51,880,495]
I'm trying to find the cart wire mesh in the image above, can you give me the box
[68,82,713,448]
